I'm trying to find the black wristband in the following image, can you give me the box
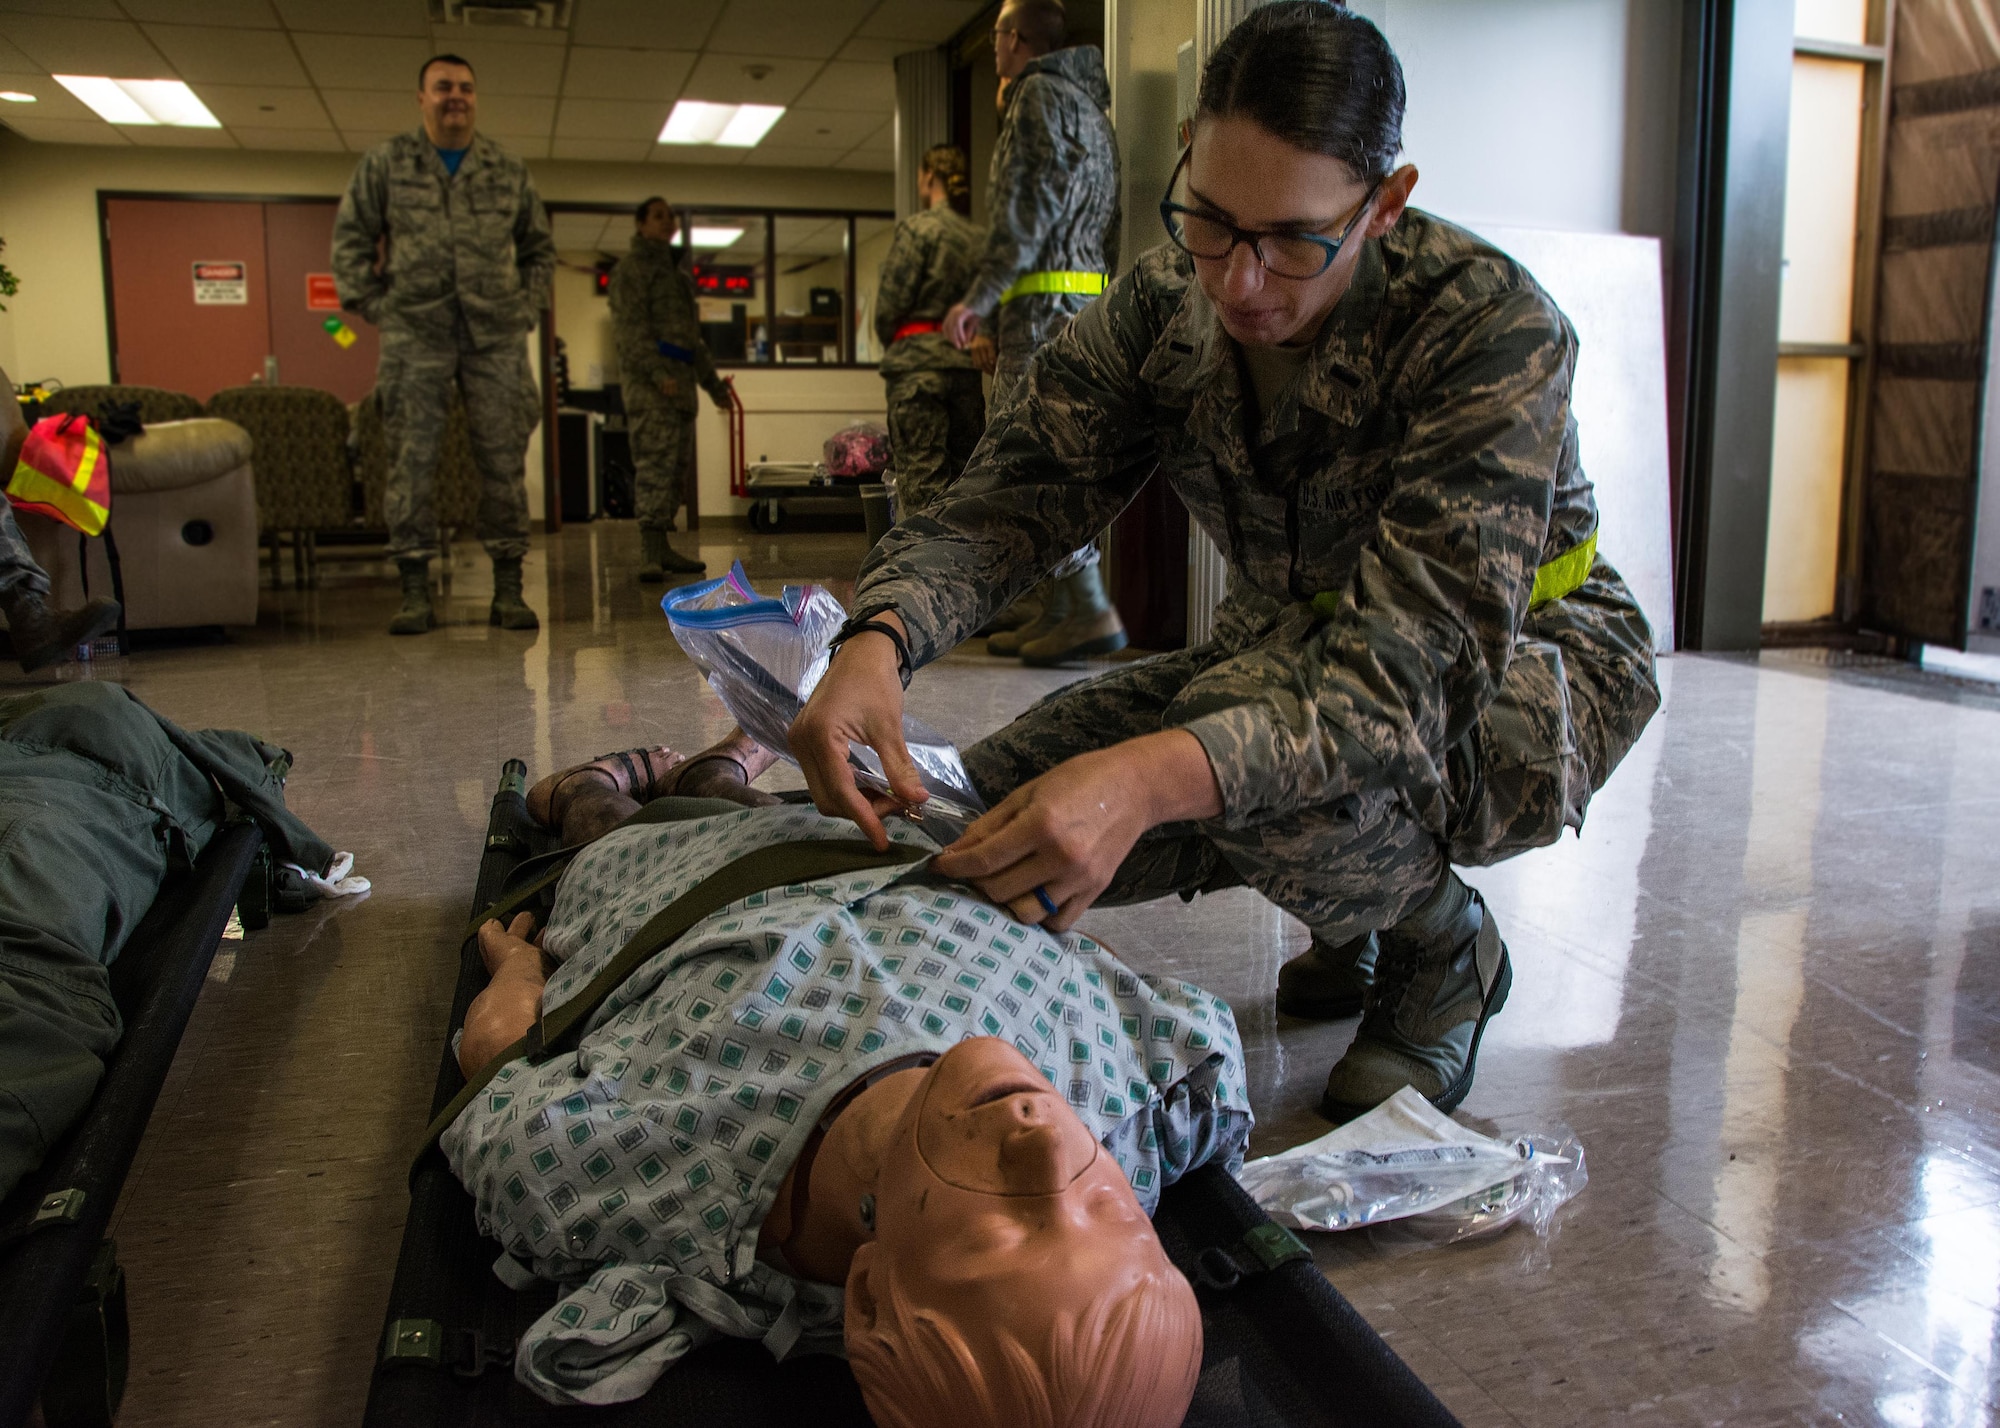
[830,616,913,689]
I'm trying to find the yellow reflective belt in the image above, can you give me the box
[1529,531,1597,608]
[1308,532,1599,621]
[999,270,1107,304]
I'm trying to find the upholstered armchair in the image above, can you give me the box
[207,386,354,588]
[40,385,203,427]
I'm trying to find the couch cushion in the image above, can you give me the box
[111,419,253,495]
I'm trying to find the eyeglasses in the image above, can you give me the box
[1159,149,1379,280]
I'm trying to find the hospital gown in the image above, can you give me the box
[443,803,1252,1405]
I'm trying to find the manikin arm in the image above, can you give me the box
[459,913,547,1076]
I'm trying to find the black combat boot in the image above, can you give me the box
[387,559,434,636]
[489,556,539,631]
[1318,872,1512,1124]
[2,588,121,672]
[1275,932,1379,1020]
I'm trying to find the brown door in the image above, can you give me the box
[104,198,272,402]
[262,201,379,405]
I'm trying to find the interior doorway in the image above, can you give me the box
[100,194,381,405]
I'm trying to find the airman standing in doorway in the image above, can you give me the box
[874,145,987,522]
[608,197,733,582]
[333,53,555,636]
[943,0,1125,667]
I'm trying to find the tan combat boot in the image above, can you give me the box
[1019,564,1128,666]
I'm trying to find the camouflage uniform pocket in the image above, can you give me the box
[1445,637,1588,867]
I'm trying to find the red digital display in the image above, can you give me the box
[693,265,755,295]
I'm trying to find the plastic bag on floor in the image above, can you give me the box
[1236,1087,1585,1252]
[661,563,986,838]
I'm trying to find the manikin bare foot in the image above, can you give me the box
[530,730,784,844]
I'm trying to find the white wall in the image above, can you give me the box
[1344,0,1683,241]
[691,366,886,519]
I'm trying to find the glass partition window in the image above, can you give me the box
[772,215,850,364]
[851,217,896,366]
[683,211,771,364]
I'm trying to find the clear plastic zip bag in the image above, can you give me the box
[661,563,987,839]
[1235,1087,1586,1253]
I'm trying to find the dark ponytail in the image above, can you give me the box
[921,143,974,217]
[1197,1,1404,182]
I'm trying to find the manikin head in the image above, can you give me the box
[417,54,477,149]
[1174,2,1420,349]
[993,0,1064,81]
[636,196,678,245]
[844,1038,1201,1428]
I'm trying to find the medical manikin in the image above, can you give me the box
[452,736,1225,1426]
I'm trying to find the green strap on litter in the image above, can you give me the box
[999,269,1107,303]
[1309,531,1599,622]
[416,838,923,1177]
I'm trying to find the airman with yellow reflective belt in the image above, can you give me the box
[795,5,1661,1128]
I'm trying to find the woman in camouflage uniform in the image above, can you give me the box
[874,146,988,522]
[793,4,1660,1125]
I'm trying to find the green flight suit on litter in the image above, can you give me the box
[608,234,730,533]
[333,130,554,563]
[856,214,1662,945]
[875,205,988,518]
[0,681,335,1202]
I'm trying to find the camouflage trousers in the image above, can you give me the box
[0,498,50,604]
[627,400,694,533]
[378,326,537,563]
[884,369,985,520]
[962,561,1660,943]
[994,292,1097,580]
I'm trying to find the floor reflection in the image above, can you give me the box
[20,523,1998,1428]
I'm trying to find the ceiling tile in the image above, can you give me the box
[437,36,567,96]
[427,22,567,48]
[741,143,849,168]
[321,89,419,131]
[758,106,878,150]
[0,35,34,73]
[0,15,172,75]
[122,124,241,146]
[300,36,435,90]
[341,127,400,151]
[790,59,890,113]
[0,114,130,142]
[836,36,929,63]
[121,0,280,25]
[677,51,817,105]
[554,95,668,140]
[194,83,329,129]
[0,0,123,16]
[478,93,555,134]
[857,0,982,42]
[273,0,431,36]
[229,124,346,150]
[560,46,695,102]
[0,75,101,120]
[571,0,725,50]
[498,132,548,157]
[651,144,745,167]
[142,25,309,85]
[833,147,893,172]
[706,0,874,59]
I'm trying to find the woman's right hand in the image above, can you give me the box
[791,617,929,849]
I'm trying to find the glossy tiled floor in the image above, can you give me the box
[10,523,1998,1428]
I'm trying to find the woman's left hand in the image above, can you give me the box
[930,731,1222,932]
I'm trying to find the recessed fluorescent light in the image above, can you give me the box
[0,92,36,103]
[658,100,784,148]
[688,226,746,248]
[53,76,220,128]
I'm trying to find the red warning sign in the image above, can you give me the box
[306,273,341,310]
